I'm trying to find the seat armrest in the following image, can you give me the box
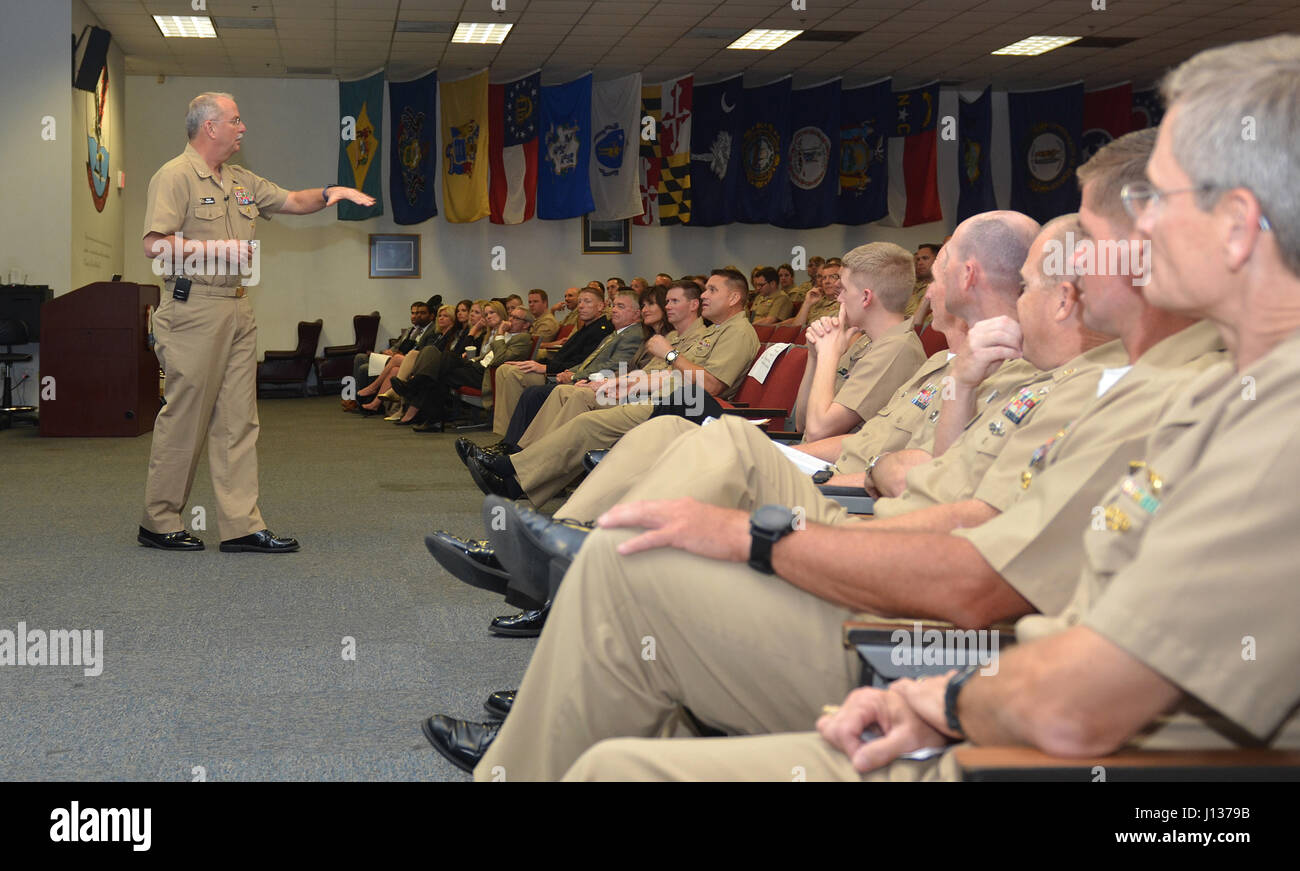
[953,746,1300,782]
[842,615,1017,687]
[322,343,361,356]
[721,407,790,419]
[262,349,299,361]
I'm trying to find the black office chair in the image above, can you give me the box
[0,318,36,429]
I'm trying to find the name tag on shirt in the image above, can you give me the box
[199,197,216,205]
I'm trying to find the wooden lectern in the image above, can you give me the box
[40,281,161,437]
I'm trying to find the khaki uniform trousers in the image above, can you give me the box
[475,416,861,781]
[512,401,659,507]
[516,384,604,449]
[562,732,960,782]
[142,290,264,539]
[492,365,546,435]
[555,415,699,520]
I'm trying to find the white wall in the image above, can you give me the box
[122,74,1019,360]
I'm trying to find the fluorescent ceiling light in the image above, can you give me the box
[728,29,803,50]
[452,22,513,44]
[153,15,217,38]
[991,35,1081,56]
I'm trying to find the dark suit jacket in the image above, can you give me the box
[546,317,612,375]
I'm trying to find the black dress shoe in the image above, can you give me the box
[454,437,477,464]
[483,495,592,605]
[219,529,300,553]
[485,440,519,455]
[582,449,609,471]
[466,452,525,499]
[483,689,517,719]
[421,714,501,774]
[137,526,204,551]
[489,602,550,638]
[413,420,444,433]
[424,532,510,596]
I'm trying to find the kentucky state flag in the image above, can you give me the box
[777,78,840,229]
[736,76,792,224]
[440,69,491,223]
[886,82,942,227]
[689,75,743,227]
[338,70,384,221]
[489,71,539,225]
[657,73,693,225]
[956,86,996,222]
[388,70,437,225]
[590,73,643,220]
[1082,82,1133,163]
[836,79,891,225]
[1131,87,1165,130]
[1009,82,1084,222]
[634,83,661,226]
[538,73,594,220]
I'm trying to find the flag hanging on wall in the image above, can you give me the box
[1082,82,1133,163]
[538,73,594,220]
[440,69,491,223]
[1008,82,1084,222]
[590,72,643,220]
[1131,87,1165,130]
[388,70,437,225]
[338,70,384,221]
[956,86,996,223]
[736,76,792,224]
[489,71,539,225]
[886,81,942,227]
[634,83,661,226]
[836,79,891,225]
[689,75,743,227]
[657,73,693,225]
[777,78,841,229]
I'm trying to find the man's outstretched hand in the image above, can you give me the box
[326,186,376,208]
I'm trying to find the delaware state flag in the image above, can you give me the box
[388,70,437,225]
[634,83,661,226]
[490,71,539,224]
[440,69,491,223]
[338,70,384,221]
[538,73,594,220]
[886,82,942,227]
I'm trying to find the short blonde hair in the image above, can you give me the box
[841,243,915,313]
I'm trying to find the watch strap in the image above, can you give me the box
[944,664,981,736]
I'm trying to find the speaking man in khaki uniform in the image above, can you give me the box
[563,37,1300,779]
[136,92,374,553]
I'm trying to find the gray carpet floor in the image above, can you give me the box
[0,397,538,781]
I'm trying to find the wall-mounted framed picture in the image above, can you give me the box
[368,233,421,278]
[581,216,631,255]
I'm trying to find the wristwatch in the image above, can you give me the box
[322,183,337,202]
[748,504,797,574]
[865,454,882,486]
[665,349,679,364]
[944,664,981,737]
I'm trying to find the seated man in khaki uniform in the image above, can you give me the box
[563,38,1299,776]
[778,258,843,327]
[526,289,559,344]
[785,256,823,308]
[462,269,760,508]
[750,266,794,325]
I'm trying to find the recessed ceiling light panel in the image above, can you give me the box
[153,15,217,38]
[728,29,803,51]
[991,35,1081,56]
[452,22,513,44]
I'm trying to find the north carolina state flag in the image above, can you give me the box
[1082,82,1133,164]
[886,82,942,227]
[489,71,539,224]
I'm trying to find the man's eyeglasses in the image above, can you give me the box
[1120,181,1272,231]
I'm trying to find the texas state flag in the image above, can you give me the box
[490,71,540,224]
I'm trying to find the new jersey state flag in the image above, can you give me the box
[338,70,384,221]
[1009,82,1084,222]
[886,82,942,227]
[440,69,491,223]
[538,73,594,220]
[634,83,661,226]
[736,76,792,224]
[657,73,692,225]
[590,73,642,220]
[489,71,539,224]
[836,79,891,225]
[689,75,743,226]
[388,70,437,225]
[777,78,840,229]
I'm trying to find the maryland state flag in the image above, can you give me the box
[388,70,437,225]
[440,69,491,224]
[657,73,692,225]
[634,83,661,226]
[338,70,384,221]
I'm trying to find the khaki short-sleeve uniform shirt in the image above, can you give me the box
[143,143,288,289]
[1012,327,1300,750]
[677,311,760,400]
[828,320,927,428]
[642,319,708,373]
[751,290,794,322]
[805,295,842,324]
[835,350,955,472]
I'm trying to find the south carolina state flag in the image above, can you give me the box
[886,82,942,227]
[490,71,539,224]
[440,69,491,223]
[538,73,594,220]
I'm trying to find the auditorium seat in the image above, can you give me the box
[917,322,948,356]
[313,311,380,390]
[842,615,1018,688]
[717,344,808,432]
[257,319,323,396]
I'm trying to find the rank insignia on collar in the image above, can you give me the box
[928,409,940,422]
[1002,386,1042,424]
[988,420,1006,436]
[912,383,938,410]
